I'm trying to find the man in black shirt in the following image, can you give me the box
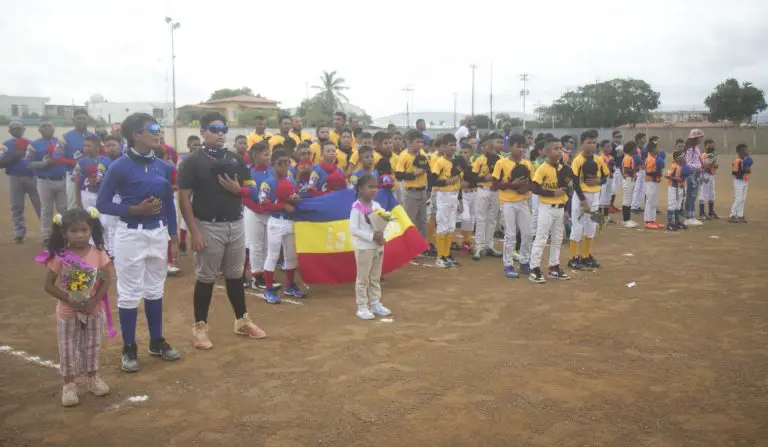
[178,112,266,350]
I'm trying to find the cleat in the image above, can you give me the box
[529,268,546,284]
[263,288,281,304]
[121,344,140,373]
[148,337,180,361]
[568,257,585,270]
[548,265,571,280]
[284,284,306,298]
[503,265,519,279]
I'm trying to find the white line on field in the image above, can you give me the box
[0,345,60,370]
[105,395,150,412]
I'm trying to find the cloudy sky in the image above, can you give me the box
[2,0,767,118]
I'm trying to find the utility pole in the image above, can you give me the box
[520,73,529,130]
[165,16,180,147]
[453,92,457,129]
[469,64,477,117]
[401,87,413,128]
[489,61,494,130]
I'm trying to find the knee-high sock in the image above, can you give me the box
[569,240,579,258]
[581,238,593,258]
[193,281,215,323]
[167,242,173,265]
[144,298,164,340]
[179,229,187,245]
[285,268,295,287]
[622,206,631,222]
[119,307,138,346]
[224,277,247,319]
[427,218,436,244]
[667,210,674,224]
[610,194,616,206]
[435,234,444,257]
[264,270,275,289]
[699,201,705,216]
[515,230,521,251]
[444,233,453,256]
[708,201,714,215]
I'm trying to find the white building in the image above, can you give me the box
[88,99,173,125]
[0,95,50,118]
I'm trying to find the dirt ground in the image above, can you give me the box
[1,156,767,447]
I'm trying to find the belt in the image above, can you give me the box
[197,215,242,223]
[477,185,492,189]
[463,188,477,192]
[38,175,65,181]
[549,203,566,209]
[406,187,426,191]
[271,213,294,221]
[120,219,167,230]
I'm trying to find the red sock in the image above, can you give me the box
[285,268,295,286]
[179,229,187,245]
[264,271,275,289]
[167,242,173,264]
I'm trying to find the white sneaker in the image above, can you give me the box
[436,257,452,268]
[623,220,639,228]
[62,383,79,407]
[167,264,181,275]
[688,218,704,226]
[371,302,391,317]
[356,308,375,320]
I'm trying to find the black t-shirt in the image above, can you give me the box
[178,148,249,222]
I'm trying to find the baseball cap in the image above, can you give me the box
[687,128,704,139]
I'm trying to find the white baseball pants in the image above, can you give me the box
[699,173,716,202]
[570,191,599,242]
[530,203,565,269]
[461,190,476,232]
[114,222,169,309]
[611,167,622,199]
[501,201,532,266]
[530,194,540,233]
[599,181,612,207]
[631,170,645,209]
[622,178,635,208]
[643,182,659,222]
[244,209,270,273]
[730,179,748,218]
[436,191,459,234]
[667,186,684,212]
[264,216,297,271]
[474,187,499,251]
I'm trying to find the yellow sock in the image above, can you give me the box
[569,240,580,259]
[445,233,454,257]
[581,238,593,258]
[435,234,445,258]
[427,218,437,245]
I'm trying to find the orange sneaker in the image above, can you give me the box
[644,222,657,229]
[192,321,213,350]
[234,313,267,339]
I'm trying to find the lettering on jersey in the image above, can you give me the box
[258,182,271,203]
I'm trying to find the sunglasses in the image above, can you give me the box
[144,123,162,135]
[274,159,291,166]
[206,124,229,135]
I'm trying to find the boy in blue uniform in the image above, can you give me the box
[1,121,40,243]
[26,120,66,243]
[348,146,378,189]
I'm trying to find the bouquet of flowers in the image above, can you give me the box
[368,209,394,233]
[58,253,100,323]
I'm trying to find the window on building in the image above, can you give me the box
[11,104,19,116]
[230,109,238,121]
[153,108,165,119]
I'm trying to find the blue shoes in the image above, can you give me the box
[284,284,306,298]
[263,289,281,304]
[503,266,519,279]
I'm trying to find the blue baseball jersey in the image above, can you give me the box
[26,137,67,178]
[61,129,97,172]
[259,176,296,219]
[348,168,379,189]
[96,155,178,235]
[73,156,103,192]
[1,138,35,176]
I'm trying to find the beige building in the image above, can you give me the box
[179,95,280,124]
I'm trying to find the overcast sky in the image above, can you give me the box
[2,0,767,118]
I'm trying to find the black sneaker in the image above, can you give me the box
[568,257,585,270]
[666,224,678,231]
[450,242,461,251]
[251,275,266,290]
[584,255,600,269]
[148,337,180,361]
[548,265,571,280]
[121,344,139,373]
[529,267,546,284]
[13,236,23,244]
[427,244,438,258]
[447,255,460,267]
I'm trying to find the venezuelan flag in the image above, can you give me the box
[293,189,427,284]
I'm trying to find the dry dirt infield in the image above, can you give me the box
[0,156,767,447]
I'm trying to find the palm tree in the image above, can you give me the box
[312,71,350,114]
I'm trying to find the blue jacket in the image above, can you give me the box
[1,138,35,176]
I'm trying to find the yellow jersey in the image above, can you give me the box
[472,153,499,188]
[329,129,357,151]
[532,162,568,205]
[336,148,357,171]
[395,150,429,189]
[570,153,606,193]
[246,132,273,150]
[492,158,533,202]
[431,156,461,193]
[288,130,313,145]
[309,142,322,164]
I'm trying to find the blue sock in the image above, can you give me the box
[699,202,705,215]
[144,298,164,341]
[667,210,674,224]
[118,307,138,346]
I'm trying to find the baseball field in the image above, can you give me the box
[0,156,766,446]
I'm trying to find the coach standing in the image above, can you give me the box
[0,121,41,244]
[178,112,266,351]
[25,120,67,244]
[60,109,96,210]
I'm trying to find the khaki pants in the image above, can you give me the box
[194,219,246,283]
[355,248,383,308]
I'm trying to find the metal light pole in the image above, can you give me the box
[401,87,413,128]
[520,73,529,130]
[469,64,477,117]
[489,61,494,130]
[453,92,457,129]
[165,17,180,147]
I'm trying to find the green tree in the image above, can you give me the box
[494,113,523,129]
[473,114,492,129]
[237,109,278,127]
[704,78,767,124]
[312,71,349,114]
[349,112,372,126]
[208,87,255,102]
[296,95,336,127]
[538,78,660,127]
[176,108,207,125]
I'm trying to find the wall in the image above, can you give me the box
[0,96,48,118]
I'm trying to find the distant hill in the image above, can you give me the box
[372,111,535,129]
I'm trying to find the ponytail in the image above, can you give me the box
[45,207,106,264]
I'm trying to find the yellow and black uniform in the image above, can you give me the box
[246,131,272,150]
[471,151,502,253]
[329,129,357,151]
[430,155,462,260]
[492,158,533,203]
[336,148,357,172]
[471,153,497,188]
[395,150,429,190]
[568,152,606,260]
[570,153,606,200]
[309,142,325,164]
[288,130,313,145]
[267,133,297,150]
[531,162,568,206]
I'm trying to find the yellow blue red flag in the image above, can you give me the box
[293,189,427,284]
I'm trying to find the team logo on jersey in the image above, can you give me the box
[258,182,271,203]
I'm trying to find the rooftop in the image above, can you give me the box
[206,95,279,105]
